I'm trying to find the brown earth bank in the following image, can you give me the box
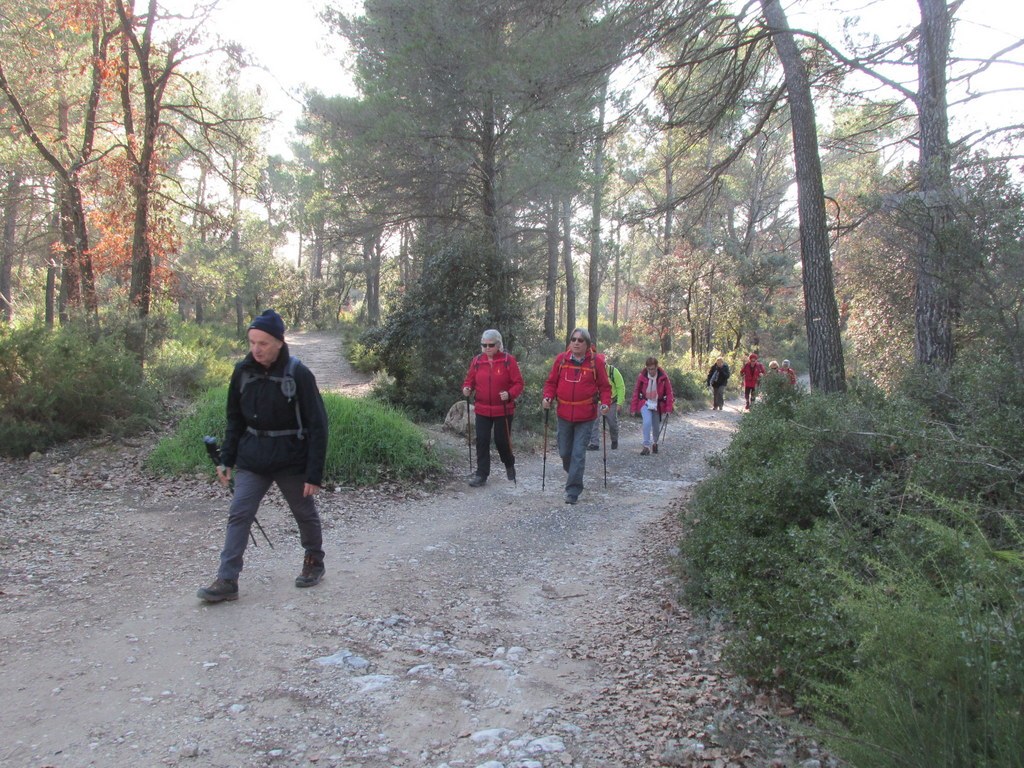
[0,331,837,768]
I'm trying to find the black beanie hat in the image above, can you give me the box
[248,309,285,341]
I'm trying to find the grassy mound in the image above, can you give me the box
[147,387,442,486]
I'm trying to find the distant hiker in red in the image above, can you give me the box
[740,353,766,410]
[542,328,611,504]
[462,329,524,488]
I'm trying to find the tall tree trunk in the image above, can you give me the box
[362,228,382,326]
[544,197,559,341]
[1,170,20,323]
[587,76,609,345]
[479,90,512,331]
[761,0,846,392]
[660,134,675,355]
[45,261,56,329]
[914,0,956,368]
[612,218,622,326]
[561,195,576,342]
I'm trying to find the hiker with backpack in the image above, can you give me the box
[197,309,329,603]
[542,328,611,504]
[588,354,625,451]
[462,328,524,487]
[705,356,730,411]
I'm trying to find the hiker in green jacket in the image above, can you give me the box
[588,356,625,451]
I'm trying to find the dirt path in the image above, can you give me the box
[0,333,832,768]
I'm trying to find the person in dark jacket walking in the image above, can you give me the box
[197,309,329,603]
[542,328,611,504]
[462,329,525,487]
[705,356,730,410]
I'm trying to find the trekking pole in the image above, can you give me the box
[504,399,516,486]
[466,396,473,472]
[203,436,273,548]
[659,411,670,444]
[541,408,549,491]
[601,412,608,488]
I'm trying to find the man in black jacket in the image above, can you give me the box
[198,309,329,603]
[706,357,731,411]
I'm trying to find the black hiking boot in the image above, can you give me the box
[468,475,487,487]
[505,464,516,482]
[197,578,238,603]
[295,555,325,588]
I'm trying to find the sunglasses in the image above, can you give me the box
[570,337,586,343]
[481,342,496,348]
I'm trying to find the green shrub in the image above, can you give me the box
[145,385,229,475]
[147,388,442,487]
[679,358,1024,766]
[322,395,442,484]
[814,504,1024,768]
[0,323,160,456]
[146,336,235,398]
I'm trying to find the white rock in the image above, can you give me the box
[470,728,515,744]
[525,735,565,753]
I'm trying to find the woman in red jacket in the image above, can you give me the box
[462,329,524,487]
[542,328,611,504]
[629,357,674,455]
[740,352,766,410]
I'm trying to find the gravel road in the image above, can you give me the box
[0,332,834,768]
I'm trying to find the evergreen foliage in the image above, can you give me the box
[0,323,160,456]
[680,360,1024,765]
[366,232,526,418]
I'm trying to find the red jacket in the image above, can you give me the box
[741,357,766,388]
[463,352,524,418]
[542,348,611,423]
[629,368,675,415]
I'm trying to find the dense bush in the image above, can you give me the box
[146,321,236,397]
[364,233,527,419]
[0,323,161,456]
[147,388,442,487]
[679,360,1024,766]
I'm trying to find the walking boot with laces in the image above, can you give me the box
[505,463,516,482]
[468,475,487,487]
[295,555,325,588]
[652,443,658,454]
[197,577,238,603]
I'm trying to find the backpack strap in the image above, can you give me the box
[239,356,304,439]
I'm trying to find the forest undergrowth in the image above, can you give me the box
[680,366,1024,768]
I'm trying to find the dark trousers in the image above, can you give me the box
[475,412,515,478]
[712,384,726,409]
[217,470,323,581]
